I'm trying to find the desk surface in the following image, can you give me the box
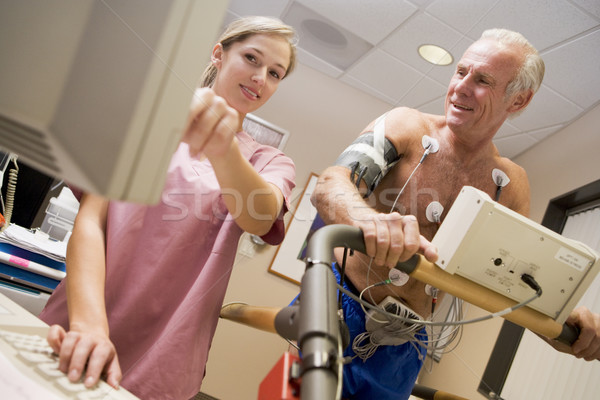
[0,291,48,336]
[0,292,138,399]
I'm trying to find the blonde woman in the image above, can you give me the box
[40,16,297,400]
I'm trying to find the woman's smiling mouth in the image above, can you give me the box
[241,85,259,99]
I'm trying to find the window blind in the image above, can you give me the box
[501,207,600,399]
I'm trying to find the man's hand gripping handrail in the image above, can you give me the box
[306,224,579,345]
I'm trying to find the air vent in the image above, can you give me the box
[0,114,60,173]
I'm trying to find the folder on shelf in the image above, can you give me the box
[0,241,65,293]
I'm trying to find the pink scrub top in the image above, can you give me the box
[40,131,296,399]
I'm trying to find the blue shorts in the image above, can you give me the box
[292,265,426,400]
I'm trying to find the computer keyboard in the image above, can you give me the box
[0,328,139,399]
[0,330,137,400]
[0,290,140,399]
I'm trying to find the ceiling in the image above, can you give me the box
[225,0,600,159]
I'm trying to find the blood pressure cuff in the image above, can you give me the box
[334,114,400,197]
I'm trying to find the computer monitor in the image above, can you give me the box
[0,0,229,203]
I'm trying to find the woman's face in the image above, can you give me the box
[211,34,291,115]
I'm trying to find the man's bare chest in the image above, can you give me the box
[373,155,498,239]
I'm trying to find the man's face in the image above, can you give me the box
[444,39,524,140]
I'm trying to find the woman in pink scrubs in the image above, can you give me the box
[40,16,297,400]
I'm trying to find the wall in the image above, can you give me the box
[515,102,600,224]
[416,102,600,399]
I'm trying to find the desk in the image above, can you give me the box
[0,292,139,399]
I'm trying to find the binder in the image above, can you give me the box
[0,242,65,293]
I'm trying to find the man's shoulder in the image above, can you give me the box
[495,153,527,176]
[384,107,443,140]
[388,106,427,119]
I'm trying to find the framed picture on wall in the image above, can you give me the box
[268,173,324,284]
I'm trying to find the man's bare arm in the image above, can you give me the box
[311,166,437,267]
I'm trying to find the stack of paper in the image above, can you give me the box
[0,225,66,262]
[0,225,66,292]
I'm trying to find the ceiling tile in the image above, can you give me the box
[464,0,599,50]
[340,74,396,105]
[426,0,497,37]
[493,134,538,159]
[417,95,445,115]
[227,0,291,17]
[296,0,418,44]
[295,47,344,79]
[282,1,373,70]
[509,86,583,131]
[496,121,521,139]
[221,11,240,27]
[572,0,600,19]
[396,77,447,108]
[406,0,436,7]
[427,36,472,85]
[343,49,427,104]
[528,125,564,142]
[541,28,600,109]
[379,13,464,83]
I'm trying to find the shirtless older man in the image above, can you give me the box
[311,28,600,399]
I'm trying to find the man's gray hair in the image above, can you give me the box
[480,29,545,101]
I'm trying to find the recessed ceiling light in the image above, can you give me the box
[418,44,453,66]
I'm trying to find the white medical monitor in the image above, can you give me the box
[433,186,599,323]
[0,0,228,203]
